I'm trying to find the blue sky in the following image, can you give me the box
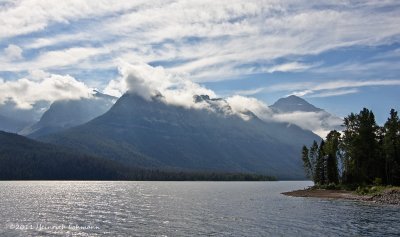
[0,0,399,125]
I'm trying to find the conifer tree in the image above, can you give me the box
[324,130,340,184]
[383,109,400,185]
[314,140,326,185]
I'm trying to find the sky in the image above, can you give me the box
[0,0,400,125]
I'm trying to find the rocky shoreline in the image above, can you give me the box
[282,187,400,205]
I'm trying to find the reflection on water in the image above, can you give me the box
[0,181,399,236]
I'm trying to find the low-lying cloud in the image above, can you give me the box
[105,62,342,137]
[0,71,93,109]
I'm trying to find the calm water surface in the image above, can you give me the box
[0,181,399,236]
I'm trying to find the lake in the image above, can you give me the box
[0,181,399,236]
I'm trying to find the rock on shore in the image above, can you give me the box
[282,187,400,205]
[370,189,400,205]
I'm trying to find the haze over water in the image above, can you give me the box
[0,181,399,236]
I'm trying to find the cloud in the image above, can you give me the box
[291,80,400,97]
[307,89,359,98]
[266,62,317,73]
[226,94,343,137]
[237,79,400,97]
[0,72,93,109]
[270,111,343,138]
[28,69,50,81]
[0,1,148,39]
[1,1,400,81]
[233,87,265,96]
[1,47,107,71]
[226,95,273,120]
[3,44,23,61]
[105,61,216,109]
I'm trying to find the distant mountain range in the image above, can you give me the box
[39,93,320,179]
[0,92,343,180]
[20,91,116,138]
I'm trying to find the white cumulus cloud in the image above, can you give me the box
[105,61,216,109]
[0,73,93,109]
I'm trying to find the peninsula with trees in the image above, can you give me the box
[284,108,400,205]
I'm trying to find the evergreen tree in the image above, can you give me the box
[342,108,380,184]
[309,140,319,174]
[341,113,357,183]
[383,109,400,185]
[302,108,400,187]
[324,130,340,184]
[301,145,313,179]
[314,140,326,185]
[358,108,381,182]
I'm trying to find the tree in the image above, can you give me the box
[342,108,380,184]
[383,109,400,185]
[341,112,357,183]
[309,140,319,174]
[302,108,400,187]
[301,145,313,179]
[324,130,340,184]
[314,140,326,185]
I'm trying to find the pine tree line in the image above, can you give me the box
[302,108,400,186]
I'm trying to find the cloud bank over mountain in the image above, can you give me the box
[0,72,93,109]
[105,61,342,137]
[0,55,343,137]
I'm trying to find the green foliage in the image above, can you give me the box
[301,108,400,187]
[373,177,383,186]
[324,130,340,184]
[383,109,400,185]
[355,185,387,195]
[342,108,380,183]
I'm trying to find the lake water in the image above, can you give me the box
[0,181,399,236]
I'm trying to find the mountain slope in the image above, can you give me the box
[0,114,31,133]
[0,131,276,181]
[41,93,320,179]
[21,91,116,138]
[0,131,133,180]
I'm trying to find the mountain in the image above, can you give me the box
[270,95,322,113]
[0,131,275,181]
[21,91,116,138]
[269,95,343,138]
[0,100,48,124]
[0,114,31,133]
[0,131,133,180]
[40,93,321,179]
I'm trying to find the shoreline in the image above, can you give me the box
[282,187,400,205]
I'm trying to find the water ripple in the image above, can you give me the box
[0,181,399,236]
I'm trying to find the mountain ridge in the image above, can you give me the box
[21,91,116,138]
[40,92,320,179]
